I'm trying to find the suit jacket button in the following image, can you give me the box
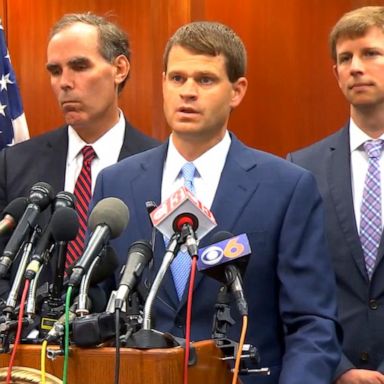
[360,352,369,362]
[369,299,378,310]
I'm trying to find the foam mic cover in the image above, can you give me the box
[0,197,28,236]
[68,198,129,287]
[88,197,130,239]
[50,206,79,242]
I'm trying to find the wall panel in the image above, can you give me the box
[4,0,384,156]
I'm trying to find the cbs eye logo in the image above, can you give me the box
[200,238,245,265]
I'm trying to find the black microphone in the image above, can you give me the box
[0,182,55,277]
[52,191,76,210]
[68,197,129,287]
[48,206,80,301]
[198,231,251,316]
[24,193,77,281]
[0,197,28,236]
[114,240,153,310]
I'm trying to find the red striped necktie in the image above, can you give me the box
[66,145,96,269]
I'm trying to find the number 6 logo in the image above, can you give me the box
[223,237,245,258]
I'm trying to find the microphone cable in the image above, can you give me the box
[232,315,248,384]
[62,285,73,384]
[114,307,121,384]
[40,339,48,384]
[6,279,30,384]
[183,254,198,384]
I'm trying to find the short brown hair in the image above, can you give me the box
[330,6,384,62]
[163,21,247,82]
[50,12,131,92]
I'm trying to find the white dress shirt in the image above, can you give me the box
[350,118,384,231]
[161,131,231,209]
[64,111,125,193]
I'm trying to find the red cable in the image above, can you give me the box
[6,279,30,384]
[183,255,197,384]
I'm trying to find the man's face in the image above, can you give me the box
[334,26,384,109]
[47,22,125,132]
[162,45,246,144]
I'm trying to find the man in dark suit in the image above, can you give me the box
[0,13,158,299]
[92,21,341,383]
[287,6,384,384]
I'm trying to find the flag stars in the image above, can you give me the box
[0,102,7,116]
[0,73,13,91]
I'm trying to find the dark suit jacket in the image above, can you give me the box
[287,124,384,378]
[0,119,159,299]
[92,134,341,384]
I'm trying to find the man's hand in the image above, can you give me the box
[336,369,384,384]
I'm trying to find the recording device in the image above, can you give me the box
[198,232,251,316]
[68,197,129,287]
[0,197,28,236]
[0,182,55,277]
[114,240,153,310]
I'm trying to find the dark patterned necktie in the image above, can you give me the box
[360,140,383,279]
[66,146,96,269]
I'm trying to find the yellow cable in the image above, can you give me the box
[41,339,47,384]
[232,315,248,384]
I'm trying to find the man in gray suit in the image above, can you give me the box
[0,13,158,299]
[288,6,384,384]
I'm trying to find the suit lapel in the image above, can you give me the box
[128,143,181,308]
[41,127,68,195]
[327,126,368,280]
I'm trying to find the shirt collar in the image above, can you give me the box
[67,110,125,161]
[165,131,231,182]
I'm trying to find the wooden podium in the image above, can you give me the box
[0,340,236,383]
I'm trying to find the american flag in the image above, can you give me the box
[0,20,29,150]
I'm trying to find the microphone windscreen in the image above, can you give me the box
[28,182,55,209]
[51,207,79,242]
[54,191,76,210]
[88,197,129,239]
[2,197,28,221]
[91,246,119,284]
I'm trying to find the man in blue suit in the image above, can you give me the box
[93,21,341,383]
[288,6,384,384]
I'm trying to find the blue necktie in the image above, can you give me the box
[171,162,196,300]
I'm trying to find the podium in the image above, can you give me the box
[0,340,237,383]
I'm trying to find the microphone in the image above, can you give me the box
[52,191,76,210]
[68,197,129,287]
[150,186,216,241]
[24,193,77,280]
[114,240,153,310]
[198,231,251,316]
[0,197,28,236]
[0,182,55,277]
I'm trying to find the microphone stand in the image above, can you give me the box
[125,234,181,349]
[3,226,40,315]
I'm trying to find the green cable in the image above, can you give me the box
[62,286,73,384]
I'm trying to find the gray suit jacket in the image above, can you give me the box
[0,118,159,299]
[287,124,384,378]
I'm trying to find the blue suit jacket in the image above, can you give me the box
[288,124,384,378]
[93,134,341,384]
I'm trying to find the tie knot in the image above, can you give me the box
[181,162,196,183]
[181,162,196,194]
[364,140,383,159]
[81,146,96,164]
